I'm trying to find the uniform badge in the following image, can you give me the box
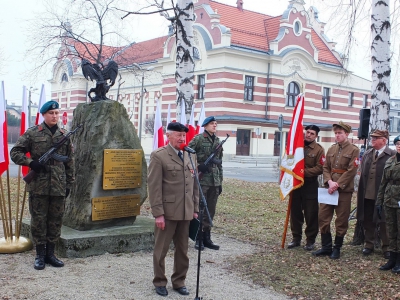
[320,155,326,165]
[354,158,360,167]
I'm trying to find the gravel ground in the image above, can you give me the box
[1,230,287,300]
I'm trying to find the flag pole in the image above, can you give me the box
[0,177,9,239]
[17,185,28,239]
[281,192,293,249]
[15,167,22,238]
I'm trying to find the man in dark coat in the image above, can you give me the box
[356,129,395,258]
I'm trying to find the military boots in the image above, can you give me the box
[45,242,64,267]
[203,230,220,250]
[391,253,400,274]
[380,252,397,271]
[312,233,333,257]
[34,244,46,270]
[330,236,344,259]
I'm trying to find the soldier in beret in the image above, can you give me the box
[10,100,75,270]
[188,116,223,251]
[148,122,199,296]
[313,121,360,259]
[376,135,400,273]
[288,125,325,251]
[356,129,395,259]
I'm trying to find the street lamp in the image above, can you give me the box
[28,87,38,127]
[132,64,155,142]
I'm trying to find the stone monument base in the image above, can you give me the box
[20,216,154,258]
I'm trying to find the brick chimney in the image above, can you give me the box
[237,0,243,11]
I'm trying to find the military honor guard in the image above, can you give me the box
[313,121,360,259]
[10,100,75,270]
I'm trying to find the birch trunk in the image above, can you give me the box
[369,0,391,132]
[175,0,195,124]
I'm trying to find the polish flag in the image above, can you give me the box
[0,82,9,175]
[35,84,47,125]
[279,94,305,200]
[152,99,165,151]
[179,99,186,125]
[186,104,196,143]
[196,102,205,134]
[20,86,30,176]
[164,103,171,145]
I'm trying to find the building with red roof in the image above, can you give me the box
[51,0,370,156]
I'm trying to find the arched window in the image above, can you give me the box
[61,73,68,82]
[193,47,200,60]
[286,82,299,107]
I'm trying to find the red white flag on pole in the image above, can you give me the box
[0,81,9,175]
[35,84,47,125]
[164,103,171,145]
[20,86,30,176]
[186,104,196,143]
[180,99,186,125]
[279,94,305,200]
[196,102,205,134]
[152,99,165,151]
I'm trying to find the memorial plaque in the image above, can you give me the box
[103,149,143,190]
[92,194,141,221]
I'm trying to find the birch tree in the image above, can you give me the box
[369,0,391,132]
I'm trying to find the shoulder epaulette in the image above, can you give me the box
[155,146,167,153]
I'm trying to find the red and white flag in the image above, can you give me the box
[35,84,47,125]
[179,99,186,125]
[0,81,9,175]
[186,104,196,143]
[164,103,171,145]
[196,102,205,134]
[152,99,165,151]
[20,86,30,176]
[279,94,305,200]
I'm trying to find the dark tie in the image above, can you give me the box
[178,151,183,162]
[375,150,379,160]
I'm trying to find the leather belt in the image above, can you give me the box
[331,168,346,174]
[390,180,400,185]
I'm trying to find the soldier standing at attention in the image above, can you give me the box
[10,100,75,270]
[188,116,223,251]
[376,135,400,273]
[356,129,395,259]
[312,121,360,259]
[288,125,325,251]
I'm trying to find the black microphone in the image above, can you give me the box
[180,144,196,154]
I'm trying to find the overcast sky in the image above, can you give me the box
[0,0,373,106]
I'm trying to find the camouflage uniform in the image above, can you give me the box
[188,131,223,231]
[376,154,400,253]
[10,122,75,245]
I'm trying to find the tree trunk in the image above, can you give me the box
[175,0,195,124]
[369,0,391,133]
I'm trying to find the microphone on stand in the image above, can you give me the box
[179,143,196,154]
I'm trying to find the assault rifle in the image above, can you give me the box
[23,124,83,184]
[198,134,229,179]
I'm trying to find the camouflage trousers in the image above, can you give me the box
[29,194,66,245]
[200,185,219,231]
[383,206,400,252]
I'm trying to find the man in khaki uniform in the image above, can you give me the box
[288,125,325,251]
[313,121,360,259]
[356,129,395,258]
[148,122,199,297]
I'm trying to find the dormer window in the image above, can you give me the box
[61,73,68,82]
[193,47,200,60]
[294,20,302,36]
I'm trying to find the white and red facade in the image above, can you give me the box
[50,0,371,157]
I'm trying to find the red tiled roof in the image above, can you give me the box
[264,16,280,46]
[311,30,341,66]
[73,42,122,62]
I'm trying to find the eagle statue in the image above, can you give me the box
[81,59,118,102]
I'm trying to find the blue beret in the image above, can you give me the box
[40,100,59,114]
[167,122,188,133]
[394,135,400,144]
[201,116,216,127]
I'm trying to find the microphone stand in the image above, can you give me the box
[187,152,213,300]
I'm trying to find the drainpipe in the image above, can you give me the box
[265,62,270,119]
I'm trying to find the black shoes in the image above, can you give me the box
[45,242,64,267]
[380,252,397,271]
[203,230,220,250]
[303,242,315,251]
[287,241,300,249]
[34,244,46,270]
[384,251,390,259]
[174,286,189,295]
[362,248,373,256]
[155,286,168,297]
